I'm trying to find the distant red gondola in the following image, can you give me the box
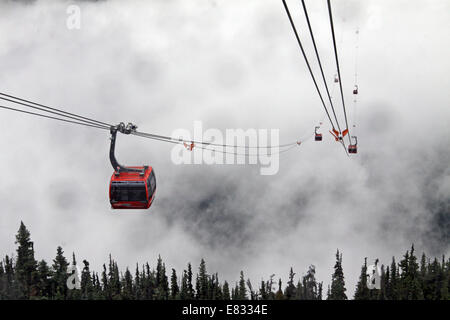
[315,126,322,141]
[348,136,358,154]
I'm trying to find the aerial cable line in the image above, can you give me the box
[133,130,304,156]
[327,0,351,145]
[300,0,342,134]
[352,28,359,132]
[196,143,299,157]
[132,132,181,145]
[0,105,110,130]
[0,101,301,156]
[0,102,299,154]
[189,138,305,157]
[281,0,337,132]
[0,96,111,129]
[0,92,112,128]
[133,130,298,149]
[132,130,300,152]
[0,91,301,151]
[354,28,359,85]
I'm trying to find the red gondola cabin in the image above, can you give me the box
[348,136,358,154]
[109,166,156,209]
[315,126,322,141]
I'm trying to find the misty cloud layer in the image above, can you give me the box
[0,0,449,294]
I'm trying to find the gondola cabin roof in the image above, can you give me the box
[110,166,152,181]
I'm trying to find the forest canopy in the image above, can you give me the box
[0,222,448,300]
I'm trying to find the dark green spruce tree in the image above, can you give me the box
[15,222,37,298]
[238,271,247,300]
[197,259,208,300]
[275,278,284,300]
[51,246,69,299]
[122,268,133,300]
[284,267,296,299]
[222,281,231,300]
[354,258,370,300]
[328,250,347,300]
[80,260,93,300]
[36,260,52,299]
[170,268,179,299]
[398,245,423,299]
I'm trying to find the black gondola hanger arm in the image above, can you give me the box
[109,122,145,175]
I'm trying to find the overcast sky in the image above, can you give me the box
[0,0,449,296]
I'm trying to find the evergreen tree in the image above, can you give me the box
[246,278,257,300]
[398,249,409,299]
[180,270,188,299]
[134,264,142,300]
[259,280,268,300]
[143,262,156,299]
[80,260,93,300]
[440,256,449,300]
[354,258,370,300]
[187,263,194,299]
[197,259,208,299]
[92,272,102,300]
[377,264,386,300]
[275,278,284,300]
[232,283,240,300]
[295,280,304,299]
[2,255,20,299]
[213,273,222,300]
[51,246,69,299]
[238,271,247,300]
[266,274,275,300]
[388,257,399,300]
[328,250,347,300]
[195,274,201,299]
[303,265,318,300]
[170,268,179,299]
[101,264,110,299]
[112,262,121,299]
[15,222,37,298]
[317,282,323,300]
[0,261,5,299]
[122,267,133,300]
[420,253,427,280]
[408,245,424,299]
[36,260,52,299]
[398,245,423,299]
[285,267,296,300]
[222,281,231,300]
[384,265,391,299]
[154,256,169,299]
